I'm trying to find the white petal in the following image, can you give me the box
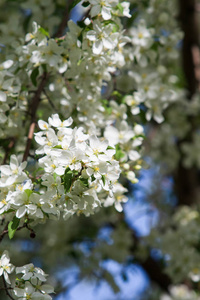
[102,37,113,49]
[0,91,6,102]
[2,60,13,69]
[3,271,10,284]
[0,113,7,123]
[16,206,27,218]
[102,7,111,20]
[93,40,103,54]
[38,120,49,130]
[90,5,101,18]
[63,117,73,127]
[154,113,164,123]
[115,202,123,212]
[0,165,12,176]
[10,155,18,170]
[129,150,140,161]
[40,284,54,293]
[86,30,96,41]
[55,167,65,176]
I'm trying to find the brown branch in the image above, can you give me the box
[43,89,58,112]
[173,0,200,206]
[22,2,74,163]
[195,3,200,13]
[2,138,15,165]
[53,0,74,38]
[0,222,9,244]
[22,72,48,162]
[178,0,200,97]
[0,221,34,244]
[191,45,200,91]
[140,257,171,292]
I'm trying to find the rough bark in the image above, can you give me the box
[174,0,200,206]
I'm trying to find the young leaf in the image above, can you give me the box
[80,177,89,188]
[38,27,50,38]
[8,216,20,239]
[25,189,33,198]
[115,145,125,160]
[63,167,73,193]
[117,3,124,14]
[91,174,96,182]
[101,175,106,186]
[30,67,39,87]
[107,146,115,150]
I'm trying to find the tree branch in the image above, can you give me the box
[173,0,200,206]
[43,89,58,112]
[22,72,48,162]
[2,138,15,165]
[0,221,35,244]
[22,1,74,163]
[140,257,171,292]
[0,222,9,244]
[178,0,200,97]
[53,0,74,38]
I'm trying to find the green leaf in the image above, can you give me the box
[101,175,106,186]
[8,216,20,239]
[30,67,39,87]
[80,177,89,188]
[63,168,73,193]
[91,174,96,182]
[38,27,50,38]
[107,146,115,150]
[25,189,33,198]
[53,173,58,181]
[117,3,124,14]
[111,90,122,98]
[82,1,90,7]
[3,209,15,214]
[115,145,125,160]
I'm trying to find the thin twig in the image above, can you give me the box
[178,0,200,97]
[0,221,35,244]
[53,0,74,38]
[0,222,9,244]
[43,89,58,112]
[22,72,48,162]
[2,138,15,165]
[2,277,15,300]
[22,1,75,163]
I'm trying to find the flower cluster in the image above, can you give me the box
[160,284,200,300]
[14,263,54,300]
[0,114,123,223]
[0,250,14,284]
[0,250,54,299]
[145,206,200,284]
[36,114,121,219]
